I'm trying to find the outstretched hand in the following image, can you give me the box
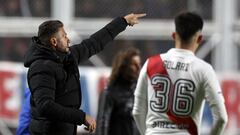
[124,13,146,26]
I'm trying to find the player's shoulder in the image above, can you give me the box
[145,54,161,65]
[192,57,214,71]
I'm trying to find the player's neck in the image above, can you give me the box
[175,42,197,53]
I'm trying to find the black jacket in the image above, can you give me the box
[24,17,127,135]
[96,78,140,135]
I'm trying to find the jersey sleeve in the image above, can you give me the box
[202,65,228,135]
[132,60,148,135]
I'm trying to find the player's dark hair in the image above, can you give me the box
[38,20,63,44]
[175,12,203,43]
[109,47,140,85]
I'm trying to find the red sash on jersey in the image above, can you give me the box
[147,55,198,135]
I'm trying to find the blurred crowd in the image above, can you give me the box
[0,0,213,19]
[0,0,50,17]
[0,38,29,62]
[0,0,213,64]
[75,0,213,19]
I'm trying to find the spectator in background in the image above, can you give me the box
[13,40,28,61]
[75,0,97,17]
[144,0,187,18]
[0,38,28,62]
[29,0,50,17]
[96,47,141,135]
[2,0,21,16]
[0,0,50,17]
[127,0,145,15]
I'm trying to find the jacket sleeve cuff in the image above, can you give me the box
[121,17,129,26]
[76,109,86,125]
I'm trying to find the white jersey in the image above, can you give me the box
[133,48,228,135]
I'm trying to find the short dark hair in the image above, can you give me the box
[38,20,63,44]
[175,12,203,43]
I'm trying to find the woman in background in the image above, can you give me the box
[96,47,141,135]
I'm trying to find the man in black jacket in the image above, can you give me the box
[24,13,146,135]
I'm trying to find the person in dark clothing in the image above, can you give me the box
[96,47,141,135]
[23,13,146,135]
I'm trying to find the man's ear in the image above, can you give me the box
[172,32,176,41]
[50,37,57,47]
[197,35,203,44]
